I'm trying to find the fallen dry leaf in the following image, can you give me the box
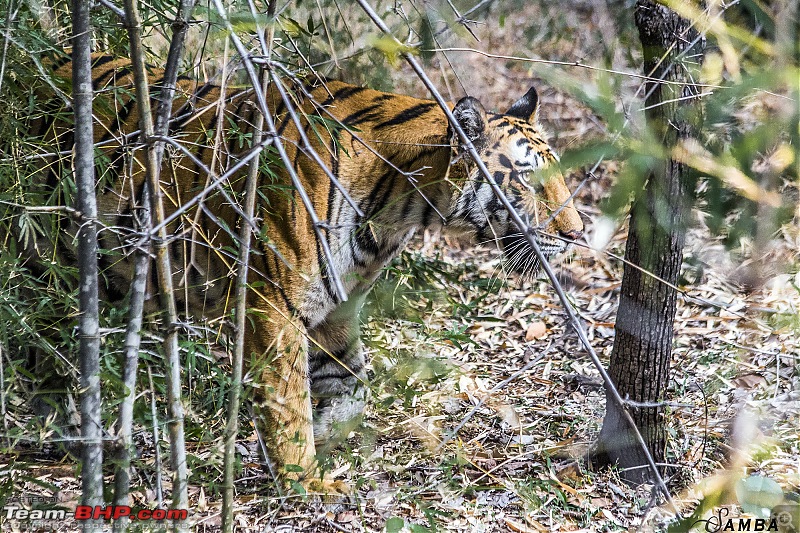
[505,517,545,533]
[525,320,548,341]
[486,398,522,428]
[732,373,768,390]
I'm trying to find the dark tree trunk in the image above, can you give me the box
[595,0,704,484]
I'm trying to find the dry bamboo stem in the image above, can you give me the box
[120,0,188,523]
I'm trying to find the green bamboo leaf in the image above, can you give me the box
[385,517,405,533]
[368,35,418,67]
[736,475,784,518]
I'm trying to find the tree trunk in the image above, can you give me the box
[595,0,704,484]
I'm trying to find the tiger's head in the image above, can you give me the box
[446,87,584,272]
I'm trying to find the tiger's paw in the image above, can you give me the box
[300,477,351,496]
[293,476,354,509]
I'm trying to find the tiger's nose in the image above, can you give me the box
[559,229,583,241]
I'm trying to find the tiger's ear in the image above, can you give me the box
[506,86,539,123]
[452,96,487,145]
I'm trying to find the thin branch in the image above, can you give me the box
[353,0,681,516]
[97,0,125,19]
[431,47,725,89]
[222,45,270,533]
[120,0,189,520]
[0,200,80,216]
[210,0,349,303]
[0,0,18,95]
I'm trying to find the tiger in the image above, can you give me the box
[20,54,584,494]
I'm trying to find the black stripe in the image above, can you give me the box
[226,95,252,156]
[99,96,138,144]
[94,65,133,91]
[321,85,367,107]
[276,86,305,137]
[497,153,513,169]
[193,82,217,103]
[261,242,298,315]
[400,193,415,222]
[317,235,338,304]
[355,220,380,256]
[356,169,398,256]
[375,102,436,129]
[416,144,446,161]
[49,54,74,72]
[43,122,75,192]
[340,104,381,126]
[421,201,434,228]
[91,55,117,70]
[275,113,293,138]
[378,240,402,261]
[32,98,66,138]
[150,76,166,90]
[327,140,339,224]
[360,169,391,218]
[310,338,361,374]
[271,92,289,128]
[312,361,366,382]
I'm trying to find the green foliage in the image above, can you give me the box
[736,475,785,518]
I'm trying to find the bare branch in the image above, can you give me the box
[222,53,269,533]
[210,0,349,303]
[431,47,724,89]
[120,0,189,518]
[96,0,125,19]
[353,0,681,516]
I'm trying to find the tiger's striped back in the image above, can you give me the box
[23,53,583,492]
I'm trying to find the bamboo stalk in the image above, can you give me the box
[148,365,165,508]
[221,71,267,533]
[70,0,104,523]
[119,0,188,524]
[222,4,275,528]
[113,3,196,522]
[112,184,150,528]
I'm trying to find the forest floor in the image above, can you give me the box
[6,190,798,532]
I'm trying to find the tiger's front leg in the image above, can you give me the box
[246,311,348,494]
[308,293,369,448]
